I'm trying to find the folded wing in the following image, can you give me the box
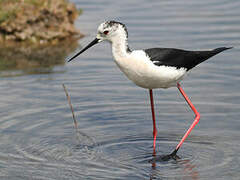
[144,47,232,71]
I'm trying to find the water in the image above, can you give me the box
[0,0,240,179]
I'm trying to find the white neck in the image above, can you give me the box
[111,32,131,60]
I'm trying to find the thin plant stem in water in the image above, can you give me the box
[62,83,78,131]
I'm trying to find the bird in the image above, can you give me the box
[68,20,232,159]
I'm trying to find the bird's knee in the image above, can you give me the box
[195,112,200,123]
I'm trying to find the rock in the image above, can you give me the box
[0,0,83,44]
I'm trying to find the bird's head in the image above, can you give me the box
[96,21,128,43]
[68,21,128,62]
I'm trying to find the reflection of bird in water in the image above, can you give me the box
[149,158,199,180]
[68,20,232,157]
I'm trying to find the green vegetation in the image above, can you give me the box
[0,1,16,23]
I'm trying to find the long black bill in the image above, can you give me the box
[68,38,100,62]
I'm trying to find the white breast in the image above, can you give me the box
[113,50,187,89]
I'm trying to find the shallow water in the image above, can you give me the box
[0,0,240,179]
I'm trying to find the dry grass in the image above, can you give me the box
[62,84,78,131]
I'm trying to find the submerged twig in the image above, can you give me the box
[62,83,78,131]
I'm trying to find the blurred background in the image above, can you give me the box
[0,0,239,179]
[0,0,83,76]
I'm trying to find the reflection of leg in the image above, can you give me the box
[173,83,200,154]
[149,89,157,154]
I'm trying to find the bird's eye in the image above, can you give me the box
[103,30,109,35]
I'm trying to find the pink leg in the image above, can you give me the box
[149,89,157,153]
[173,83,200,153]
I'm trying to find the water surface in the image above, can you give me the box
[0,0,240,179]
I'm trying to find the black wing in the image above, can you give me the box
[144,47,232,71]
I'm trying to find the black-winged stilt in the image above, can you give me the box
[68,20,232,158]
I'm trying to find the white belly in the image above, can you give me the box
[114,50,187,89]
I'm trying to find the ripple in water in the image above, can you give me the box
[1,128,235,179]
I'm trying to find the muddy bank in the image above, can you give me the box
[0,0,83,44]
[0,0,83,75]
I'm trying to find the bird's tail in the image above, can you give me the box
[213,47,233,54]
[191,46,233,70]
[197,46,233,64]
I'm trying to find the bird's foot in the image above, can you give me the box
[149,149,180,163]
